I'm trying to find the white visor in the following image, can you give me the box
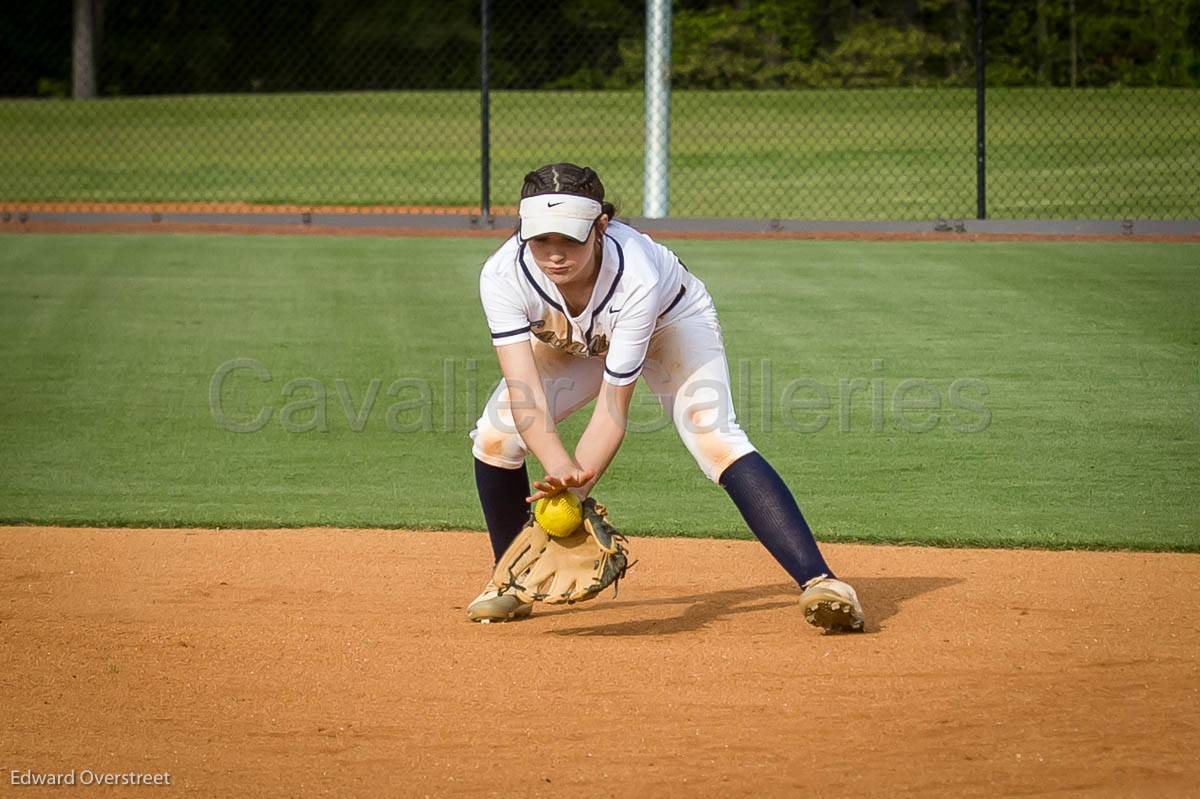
[519,193,603,242]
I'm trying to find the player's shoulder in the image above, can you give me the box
[480,234,522,279]
[606,220,667,265]
[605,219,660,252]
[605,220,673,281]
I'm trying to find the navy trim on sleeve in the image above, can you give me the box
[586,235,625,340]
[491,324,532,339]
[658,284,687,318]
[517,243,565,314]
[604,362,643,380]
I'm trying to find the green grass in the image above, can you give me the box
[1,89,1197,218]
[0,233,1196,550]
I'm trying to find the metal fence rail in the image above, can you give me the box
[2,0,1197,220]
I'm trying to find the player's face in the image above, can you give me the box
[527,226,599,286]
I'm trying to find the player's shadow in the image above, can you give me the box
[547,575,961,637]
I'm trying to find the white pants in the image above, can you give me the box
[470,311,756,483]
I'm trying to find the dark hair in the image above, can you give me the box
[520,163,617,221]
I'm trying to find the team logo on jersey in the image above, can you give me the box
[530,317,609,357]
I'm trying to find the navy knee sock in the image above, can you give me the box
[718,451,834,586]
[474,458,532,564]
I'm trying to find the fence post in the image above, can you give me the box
[72,0,98,99]
[643,0,671,219]
[480,0,491,219]
[975,0,986,220]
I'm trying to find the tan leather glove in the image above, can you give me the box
[493,497,631,605]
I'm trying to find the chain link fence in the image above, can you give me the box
[2,0,1197,220]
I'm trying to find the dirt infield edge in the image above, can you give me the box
[4,218,1199,243]
[3,201,1198,242]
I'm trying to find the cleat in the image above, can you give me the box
[800,576,865,634]
[467,580,534,623]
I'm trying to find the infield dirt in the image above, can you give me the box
[2,527,1197,798]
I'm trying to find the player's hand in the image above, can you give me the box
[527,469,595,503]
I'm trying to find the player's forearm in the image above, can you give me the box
[573,400,628,494]
[574,430,624,495]
[494,343,579,477]
[511,401,577,476]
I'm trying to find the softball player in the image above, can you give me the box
[467,163,864,632]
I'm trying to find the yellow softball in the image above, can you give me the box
[534,492,583,538]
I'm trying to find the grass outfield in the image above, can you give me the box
[0,234,1196,550]
[1,89,1197,218]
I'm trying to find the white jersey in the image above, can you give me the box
[479,220,714,386]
